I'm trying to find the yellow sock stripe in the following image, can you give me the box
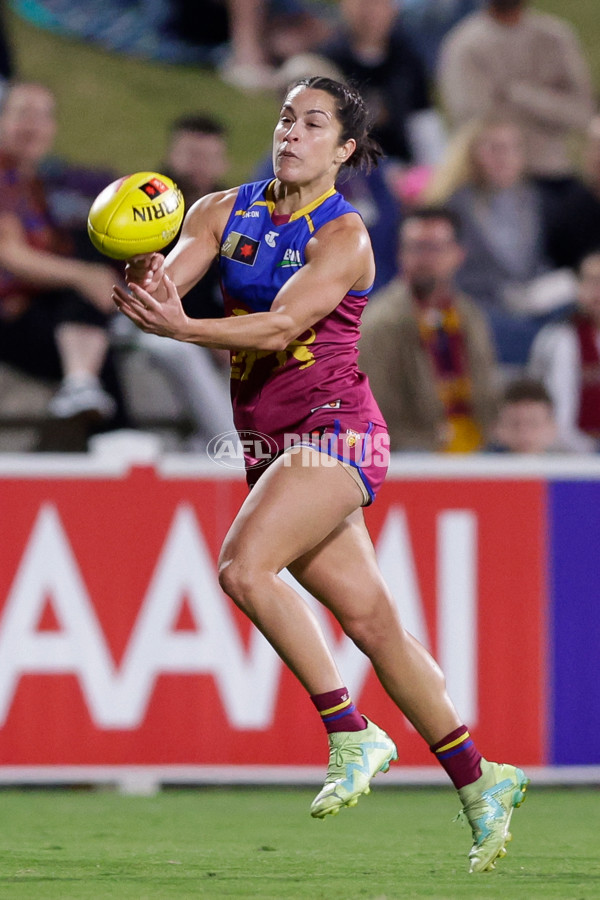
[320,698,353,717]
[435,732,471,754]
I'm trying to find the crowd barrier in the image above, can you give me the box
[0,452,598,791]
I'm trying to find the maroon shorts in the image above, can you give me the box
[245,420,390,505]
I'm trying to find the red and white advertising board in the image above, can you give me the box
[0,456,548,785]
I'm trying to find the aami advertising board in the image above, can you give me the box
[0,457,553,780]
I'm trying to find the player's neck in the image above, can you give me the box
[272,177,335,216]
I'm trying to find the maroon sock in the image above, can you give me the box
[430,725,482,789]
[310,687,367,734]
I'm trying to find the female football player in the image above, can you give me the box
[112,77,528,873]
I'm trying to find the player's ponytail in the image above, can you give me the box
[288,76,383,173]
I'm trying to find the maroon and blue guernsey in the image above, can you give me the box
[219,179,388,501]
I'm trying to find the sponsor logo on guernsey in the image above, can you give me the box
[277,248,302,268]
[346,429,360,448]
[310,399,342,413]
[265,230,279,247]
[221,232,260,265]
[235,209,260,218]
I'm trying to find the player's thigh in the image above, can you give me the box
[219,447,364,575]
[288,508,399,628]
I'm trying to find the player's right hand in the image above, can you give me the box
[125,252,165,293]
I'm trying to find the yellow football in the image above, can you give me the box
[87,171,185,260]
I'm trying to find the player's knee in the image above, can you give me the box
[218,555,260,612]
[342,596,400,654]
[218,556,245,601]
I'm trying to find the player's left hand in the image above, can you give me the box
[111,274,190,341]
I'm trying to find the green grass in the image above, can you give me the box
[0,786,599,899]
[532,0,600,90]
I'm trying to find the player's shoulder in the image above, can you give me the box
[183,186,239,236]
[307,209,371,259]
[314,207,368,240]
[189,186,239,215]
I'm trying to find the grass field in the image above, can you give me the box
[1,786,599,899]
[1,9,600,899]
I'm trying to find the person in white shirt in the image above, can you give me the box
[528,251,600,453]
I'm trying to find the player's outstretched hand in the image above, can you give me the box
[112,273,190,341]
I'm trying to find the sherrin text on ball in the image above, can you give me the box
[87,171,185,260]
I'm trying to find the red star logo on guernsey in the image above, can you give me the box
[239,242,254,258]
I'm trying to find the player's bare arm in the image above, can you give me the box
[113,213,373,351]
[123,188,238,302]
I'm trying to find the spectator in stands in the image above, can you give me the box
[317,0,446,166]
[359,207,497,452]
[0,82,125,429]
[487,377,559,453]
[424,117,576,366]
[218,0,333,90]
[545,115,600,272]
[402,0,484,76]
[161,113,230,321]
[13,1,331,77]
[139,112,235,449]
[528,251,600,453]
[437,0,593,190]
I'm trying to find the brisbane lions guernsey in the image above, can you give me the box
[219,179,385,457]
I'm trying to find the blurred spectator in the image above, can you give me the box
[317,0,446,166]
[41,159,118,261]
[255,53,402,290]
[528,251,600,453]
[359,207,497,452]
[0,82,126,430]
[12,0,332,80]
[425,117,576,366]
[402,0,484,76]
[11,0,210,62]
[338,160,402,291]
[545,115,600,272]
[161,113,230,215]
[437,0,594,188]
[218,0,333,89]
[131,112,235,450]
[487,377,558,453]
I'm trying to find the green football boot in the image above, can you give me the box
[457,759,530,873]
[310,717,398,819]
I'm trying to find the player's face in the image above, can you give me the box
[0,84,57,165]
[578,255,600,322]
[273,87,356,186]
